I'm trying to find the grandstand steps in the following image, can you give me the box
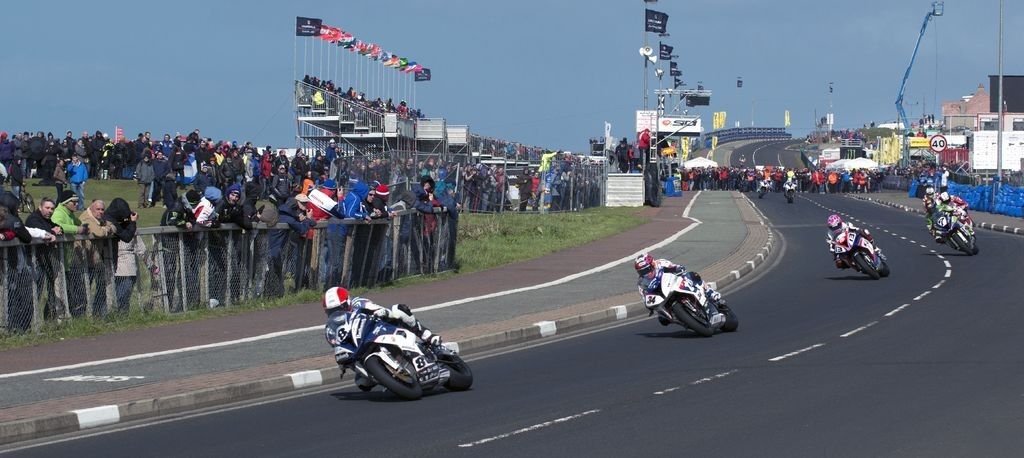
[605,173,644,207]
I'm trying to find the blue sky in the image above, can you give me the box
[0,0,1019,151]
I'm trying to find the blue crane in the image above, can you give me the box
[895,1,943,163]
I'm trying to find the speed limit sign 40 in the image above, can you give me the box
[929,134,947,153]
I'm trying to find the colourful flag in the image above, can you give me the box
[398,57,408,69]
[312,91,325,106]
[414,68,431,81]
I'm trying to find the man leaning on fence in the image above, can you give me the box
[80,199,117,316]
[25,198,65,321]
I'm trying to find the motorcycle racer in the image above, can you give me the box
[827,214,877,269]
[634,252,728,326]
[931,191,973,243]
[323,287,442,389]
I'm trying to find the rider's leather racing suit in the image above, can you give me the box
[637,259,726,326]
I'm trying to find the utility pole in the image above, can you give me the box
[994,0,1004,205]
[828,81,834,142]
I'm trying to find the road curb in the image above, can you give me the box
[0,196,779,447]
[848,195,1024,236]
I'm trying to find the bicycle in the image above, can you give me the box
[18,187,34,214]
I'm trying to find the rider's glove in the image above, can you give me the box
[709,291,722,302]
[372,308,390,319]
[427,334,442,347]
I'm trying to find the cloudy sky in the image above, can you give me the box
[0,0,1018,151]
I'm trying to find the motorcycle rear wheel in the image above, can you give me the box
[672,301,714,337]
[365,354,423,400]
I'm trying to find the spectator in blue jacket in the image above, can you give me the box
[267,194,314,298]
[67,154,89,210]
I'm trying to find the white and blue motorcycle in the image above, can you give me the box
[345,315,473,400]
[639,271,739,337]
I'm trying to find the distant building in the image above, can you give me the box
[942,83,990,131]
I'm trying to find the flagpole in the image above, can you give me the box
[642,1,648,111]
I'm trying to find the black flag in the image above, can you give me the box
[296,17,323,36]
[737,78,743,88]
[669,62,681,77]
[659,43,673,60]
[674,77,682,89]
[414,68,431,82]
[645,9,668,33]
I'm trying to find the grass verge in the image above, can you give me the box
[0,206,649,350]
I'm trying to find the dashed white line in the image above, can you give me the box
[944,269,951,278]
[900,236,907,240]
[885,303,911,317]
[936,254,945,260]
[943,260,951,268]
[769,343,826,362]
[690,370,739,385]
[933,280,945,289]
[840,321,878,337]
[913,291,931,301]
[909,240,917,244]
[653,386,681,395]
[457,409,601,448]
[919,244,927,248]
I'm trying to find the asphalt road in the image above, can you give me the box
[730,140,806,169]
[9,191,1024,457]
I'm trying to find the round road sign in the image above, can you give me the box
[929,134,947,153]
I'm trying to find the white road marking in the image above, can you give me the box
[919,244,927,248]
[690,369,739,385]
[45,375,146,383]
[930,249,936,253]
[913,291,931,301]
[769,343,826,362]
[943,260,951,268]
[840,321,878,337]
[535,321,557,338]
[944,269,951,278]
[932,280,945,289]
[457,409,601,448]
[287,370,323,389]
[653,387,681,395]
[909,240,916,244]
[900,236,907,240]
[0,192,712,381]
[72,405,120,429]
[936,254,945,260]
[885,303,911,317]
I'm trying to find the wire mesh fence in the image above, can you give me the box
[0,209,455,335]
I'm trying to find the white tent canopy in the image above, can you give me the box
[827,157,879,170]
[683,156,718,168]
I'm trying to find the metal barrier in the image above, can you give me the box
[0,209,455,335]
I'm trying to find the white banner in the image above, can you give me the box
[971,131,1024,171]
[636,110,657,133]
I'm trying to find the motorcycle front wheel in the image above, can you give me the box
[720,306,739,332]
[853,252,881,280]
[672,301,714,337]
[365,354,423,400]
[439,353,474,391]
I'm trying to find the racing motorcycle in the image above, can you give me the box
[346,315,473,400]
[932,209,979,256]
[639,271,738,337]
[783,180,797,204]
[827,228,890,280]
[757,179,771,199]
